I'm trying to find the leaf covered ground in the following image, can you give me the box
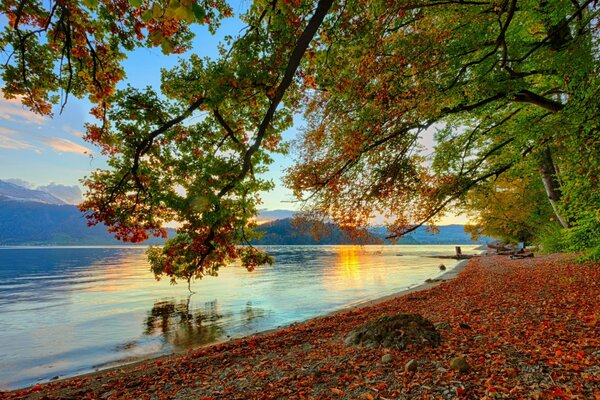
[2,254,599,400]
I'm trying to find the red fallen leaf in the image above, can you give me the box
[549,387,566,396]
[456,387,466,396]
[330,387,344,395]
[30,385,42,391]
[364,393,375,400]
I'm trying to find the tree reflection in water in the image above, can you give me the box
[144,296,227,349]
[144,298,270,350]
[240,301,269,323]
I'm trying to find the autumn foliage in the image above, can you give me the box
[4,255,598,399]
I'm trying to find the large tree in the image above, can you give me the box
[1,0,598,285]
[285,0,598,242]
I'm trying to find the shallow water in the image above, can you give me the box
[0,244,477,389]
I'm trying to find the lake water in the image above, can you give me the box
[0,245,477,390]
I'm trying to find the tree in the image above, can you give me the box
[285,0,598,245]
[461,167,558,245]
[1,0,598,284]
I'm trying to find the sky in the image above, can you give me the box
[0,6,466,224]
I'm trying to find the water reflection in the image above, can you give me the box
[144,297,226,348]
[144,298,270,350]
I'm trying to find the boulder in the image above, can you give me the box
[404,359,418,372]
[381,354,393,363]
[439,263,446,271]
[344,314,441,349]
[449,356,470,372]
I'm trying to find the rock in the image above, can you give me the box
[344,314,441,349]
[473,335,484,342]
[344,331,359,346]
[439,263,446,270]
[381,354,393,363]
[434,321,450,330]
[449,357,470,372]
[174,388,194,400]
[404,359,418,372]
[50,375,59,381]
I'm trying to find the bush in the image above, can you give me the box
[534,212,600,261]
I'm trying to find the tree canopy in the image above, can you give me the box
[1,0,598,285]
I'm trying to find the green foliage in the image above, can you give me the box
[462,169,559,245]
[534,224,568,254]
[535,214,600,261]
[562,215,600,261]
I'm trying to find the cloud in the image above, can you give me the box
[42,137,92,155]
[64,126,84,138]
[36,182,83,204]
[0,95,46,125]
[0,132,41,152]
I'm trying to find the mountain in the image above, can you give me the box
[0,195,486,246]
[0,180,66,205]
[0,199,171,246]
[369,225,487,245]
[256,209,296,222]
[252,218,415,245]
[252,219,484,245]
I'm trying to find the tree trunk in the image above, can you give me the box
[539,147,570,228]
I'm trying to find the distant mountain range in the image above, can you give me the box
[0,179,487,246]
[253,219,486,245]
[0,180,66,205]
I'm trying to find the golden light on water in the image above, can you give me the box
[337,246,361,279]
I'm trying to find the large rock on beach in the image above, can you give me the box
[449,356,470,372]
[344,313,441,349]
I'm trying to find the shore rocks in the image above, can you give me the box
[439,263,446,270]
[344,314,441,349]
[405,359,418,372]
[434,321,450,330]
[449,356,470,372]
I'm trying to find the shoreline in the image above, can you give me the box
[5,255,474,392]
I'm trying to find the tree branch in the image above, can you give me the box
[512,89,564,112]
[218,0,334,198]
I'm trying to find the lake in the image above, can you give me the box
[0,245,477,390]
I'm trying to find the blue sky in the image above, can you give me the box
[0,7,466,224]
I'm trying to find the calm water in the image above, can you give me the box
[0,245,477,389]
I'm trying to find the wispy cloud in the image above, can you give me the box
[64,126,84,138]
[42,137,92,155]
[0,127,42,152]
[0,95,46,125]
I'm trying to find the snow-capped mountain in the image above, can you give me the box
[0,180,66,205]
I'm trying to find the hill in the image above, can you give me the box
[253,219,486,245]
[0,180,66,205]
[0,199,169,246]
